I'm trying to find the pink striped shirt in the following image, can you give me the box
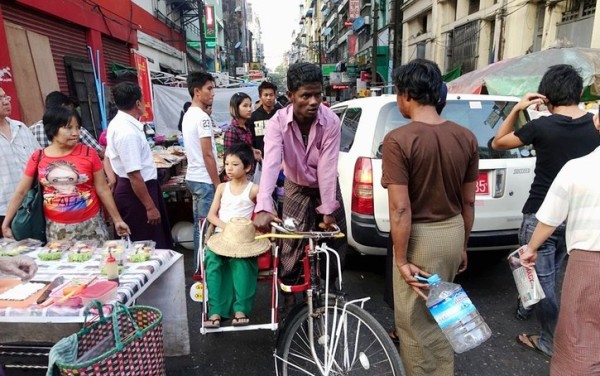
[255,104,341,215]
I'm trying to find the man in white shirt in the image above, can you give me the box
[106,82,172,249]
[0,86,41,236]
[182,71,219,253]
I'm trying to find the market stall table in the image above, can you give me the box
[0,248,190,370]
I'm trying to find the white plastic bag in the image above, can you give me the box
[507,246,546,308]
[253,161,262,185]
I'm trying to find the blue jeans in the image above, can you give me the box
[185,180,215,255]
[519,213,567,356]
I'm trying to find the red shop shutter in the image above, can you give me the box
[1,3,88,93]
[102,35,133,87]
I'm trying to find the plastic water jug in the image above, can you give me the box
[423,274,491,353]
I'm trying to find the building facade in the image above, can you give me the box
[401,0,600,74]
[0,0,185,128]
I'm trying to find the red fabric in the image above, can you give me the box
[24,144,103,223]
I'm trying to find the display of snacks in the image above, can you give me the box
[67,240,98,262]
[129,241,155,262]
[0,238,16,254]
[38,240,71,261]
[0,239,42,256]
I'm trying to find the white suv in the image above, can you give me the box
[332,94,535,256]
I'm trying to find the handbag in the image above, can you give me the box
[11,149,46,243]
[51,301,165,376]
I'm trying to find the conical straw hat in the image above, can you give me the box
[206,217,270,258]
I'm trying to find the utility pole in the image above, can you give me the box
[197,0,207,69]
[371,0,379,87]
[315,1,323,88]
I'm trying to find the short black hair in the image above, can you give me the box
[112,82,142,111]
[287,63,322,92]
[393,58,443,106]
[538,64,583,107]
[43,106,81,142]
[45,91,73,110]
[225,142,254,170]
[187,71,215,99]
[229,92,252,119]
[258,81,277,96]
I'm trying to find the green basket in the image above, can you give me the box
[53,301,165,376]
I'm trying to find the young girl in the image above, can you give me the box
[223,92,262,162]
[203,143,263,328]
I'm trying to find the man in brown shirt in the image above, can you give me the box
[381,59,479,376]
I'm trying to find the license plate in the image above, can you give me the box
[476,172,489,195]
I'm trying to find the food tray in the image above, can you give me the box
[0,279,50,308]
[0,239,43,256]
[38,240,72,261]
[67,240,98,262]
[129,240,156,262]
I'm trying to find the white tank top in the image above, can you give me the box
[219,181,255,224]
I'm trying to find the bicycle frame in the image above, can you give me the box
[263,223,375,376]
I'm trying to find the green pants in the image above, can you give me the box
[205,248,258,319]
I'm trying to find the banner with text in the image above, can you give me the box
[134,52,154,122]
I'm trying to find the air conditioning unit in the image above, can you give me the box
[363,16,370,25]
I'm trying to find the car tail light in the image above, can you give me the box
[351,157,374,215]
[493,169,506,198]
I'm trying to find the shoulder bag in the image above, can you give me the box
[11,149,47,243]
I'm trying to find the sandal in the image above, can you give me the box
[204,315,221,328]
[232,313,250,327]
[389,331,400,344]
[516,334,551,359]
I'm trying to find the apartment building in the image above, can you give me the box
[402,0,600,74]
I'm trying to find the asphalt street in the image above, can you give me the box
[166,248,552,376]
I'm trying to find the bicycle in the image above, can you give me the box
[257,220,405,376]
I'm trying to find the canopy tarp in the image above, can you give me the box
[153,85,259,136]
[447,47,600,101]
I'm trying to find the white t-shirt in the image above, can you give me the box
[106,111,157,181]
[536,146,600,252]
[182,106,217,184]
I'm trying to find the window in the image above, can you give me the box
[372,99,533,160]
[337,107,362,152]
[442,100,533,159]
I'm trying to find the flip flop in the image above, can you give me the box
[389,331,400,344]
[232,314,250,327]
[516,334,551,359]
[204,316,221,328]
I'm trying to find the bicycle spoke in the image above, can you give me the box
[278,304,404,375]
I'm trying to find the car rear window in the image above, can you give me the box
[373,99,532,159]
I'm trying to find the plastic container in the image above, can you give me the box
[80,281,118,306]
[50,281,83,307]
[38,240,71,261]
[0,239,42,256]
[424,274,491,353]
[67,240,98,262]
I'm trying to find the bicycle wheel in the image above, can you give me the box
[277,303,405,375]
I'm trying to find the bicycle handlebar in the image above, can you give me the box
[254,222,345,240]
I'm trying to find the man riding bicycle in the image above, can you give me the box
[253,62,347,308]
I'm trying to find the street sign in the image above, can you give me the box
[206,41,216,48]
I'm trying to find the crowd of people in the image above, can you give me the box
[1,58,599,375]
